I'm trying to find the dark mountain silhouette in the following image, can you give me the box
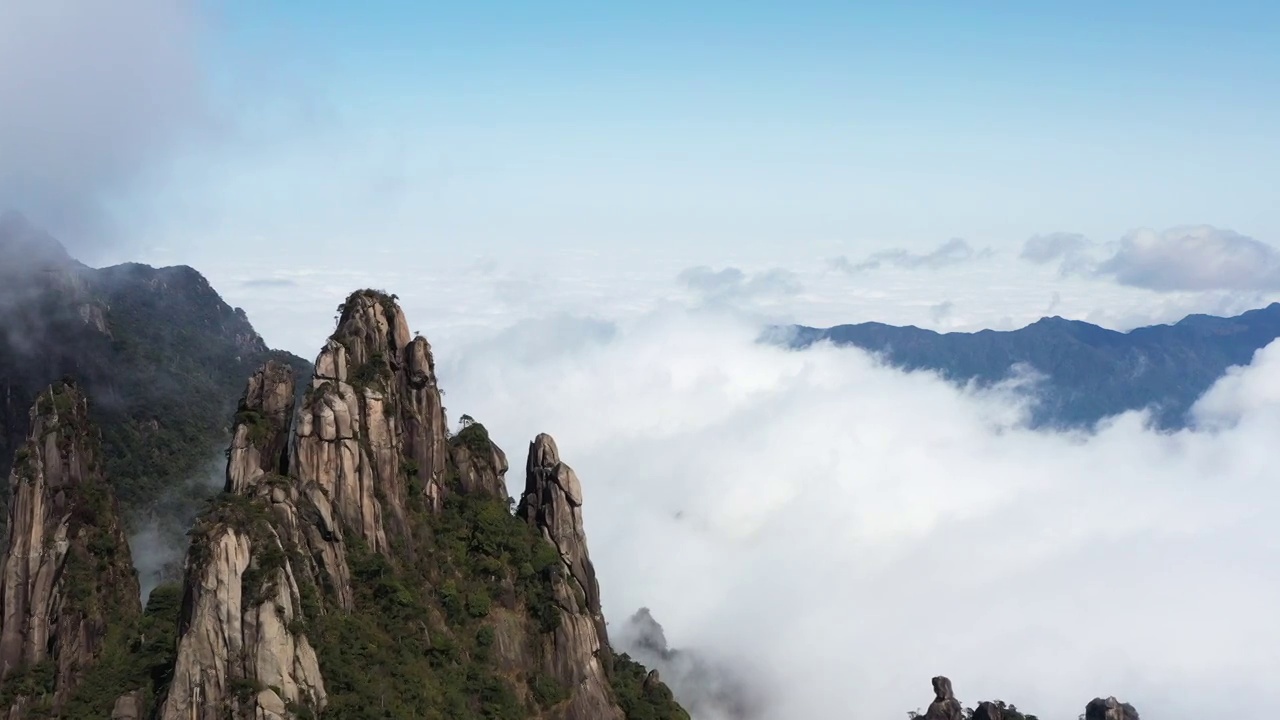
[0,211,309,546]
[782,303,1280,428]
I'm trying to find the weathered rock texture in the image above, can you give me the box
[159,362,341,720]
[294,291,449,554]
[518,433,623,720]
[0,382,140,715]
[14,289,683,720]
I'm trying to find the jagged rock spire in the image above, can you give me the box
[225,360,295,494]
[0,382,140,712]
[293,289,449,553]
[160,365,340,720]
[518,433,623,720]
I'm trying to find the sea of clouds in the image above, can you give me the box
[419,301,1280,720]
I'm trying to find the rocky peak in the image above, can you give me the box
[0,382,140,714]
[1085,696,1140,720]
[518,433,621,720]
[159,364,343,720]
[450,420,510,498]
[294,289,449,553]
[923,676,963,720]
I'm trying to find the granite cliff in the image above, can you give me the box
[150,289,686,719]
[0,382,154,717]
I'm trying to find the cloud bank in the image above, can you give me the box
[0,0,209,249]
[833,238,994,274]
[431,304,1280,720]
[1022,225,1280,292]
[678,266,803,302]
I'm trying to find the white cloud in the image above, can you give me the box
[429,303,1280,720]
[1020,225,1280,293]
[832,238,995,273]
[1097,225,1280,291]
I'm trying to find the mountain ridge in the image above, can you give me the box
[782,303,1280,428]
[0,215,310,583]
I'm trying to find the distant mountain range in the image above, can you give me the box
[783,304,1280,429]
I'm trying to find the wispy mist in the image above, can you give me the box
[128,451,225,600]
[0,0,209,250]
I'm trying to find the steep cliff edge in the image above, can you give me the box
[154,289,685,720]
[0,383,151,717]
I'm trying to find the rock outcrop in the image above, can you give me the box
[1085,696,1140,720]
[159,362,340,720]
[518,433,622,720]
[293,290,450,554]
[915,677,1141,720]
[0,382,140,715]
[923,676,964,720]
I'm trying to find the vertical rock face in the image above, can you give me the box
[293,291,449,554]
[0,382,140,714]
[160,362,341,720]
[225,362,295,494]
[518,433,623,720]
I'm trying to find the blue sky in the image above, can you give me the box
[4,1,1279,310]
[77,0,1267,267]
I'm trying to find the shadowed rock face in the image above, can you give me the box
[1085,696,1140,720]
[0,382,140,716]
[518,433,623,720]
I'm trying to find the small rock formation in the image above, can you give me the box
[451,422,510,498]
[924,676,964,720]
[159,362,341,720]
[971,701,1003,720]
[1085,696,1140,720]
[293,290,450,554]
[915,677,1141,720]
[0,382,141,715]
[518,433,623,720]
